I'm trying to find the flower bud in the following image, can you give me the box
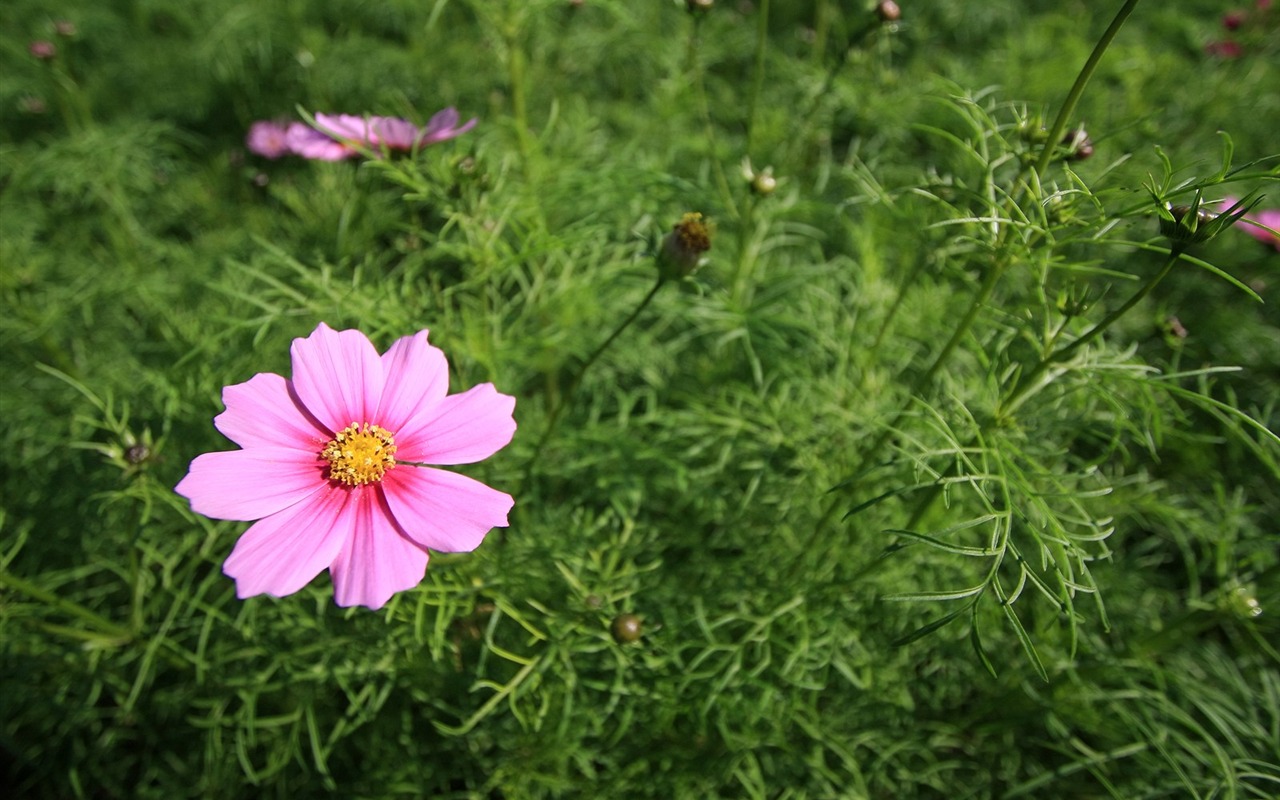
[741,157,777,196]
[686,0,714,14]
[656,212,713,281]
[54,20,78,37]
[1223,585,1262,620]
[1159,203,1218,245]
[28,40,57,60]
[125,444,152,465]
[876,1,902,23]
[611,613,643,643]
[1062,127,1093,161]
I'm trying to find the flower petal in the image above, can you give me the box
[290,323,385,432]
[375,329,450,434]
[214,372,330,451]
[396,383,516,465]
[418,107,478,146]
[223,483,358,599]
[370,117,419,151]
[380,467,512,552]
[329,493,430,609]
[315,113,373,143]
[285,123,355,161]
[175,447,326,521]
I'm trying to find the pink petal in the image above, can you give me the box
[175,447,326,521]
[371,117,419,151]
[285,123,355,161]
[380,466,512,552]
[214,372,330,450]
[223,483,359,599]
[396,383,516,465]
[1245,209,1280,249]
[290,323,385,432]
[329,493,430,609]
[315,113,373,144]
[418,107,478,146]
[246,121,291,159]
[375,329,450,434]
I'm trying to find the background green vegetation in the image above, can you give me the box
[2,0,1278,797]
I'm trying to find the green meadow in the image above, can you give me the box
[2,1,1278,796]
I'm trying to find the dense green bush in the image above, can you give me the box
[2,0,1277,797]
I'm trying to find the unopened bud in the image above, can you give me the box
[54,20,78,37]
[656,212,713,280]
[28,41,57,60]
[611,614,644,643]
[1160,203,1218,245]
[125,444,151,465]
[876,1,901,22]
[742,159,778,196]
[1062,127,1093,161]
[686,0,714,14]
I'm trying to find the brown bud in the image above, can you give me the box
[611,614,643,643]
[876,1,901,23]
[1062,127,1093,161]
[656,212,713,280]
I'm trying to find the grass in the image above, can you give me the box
[2,0,1278,797]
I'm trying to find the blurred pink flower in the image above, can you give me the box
[1204,40,1243,58]
[28,40,57,60]
[285,119,360,161]
[175,323,517,609]
[1220,196,1280,251]
[280,109,477,160]
[245,121,291,159]
[1223,10,1247,30]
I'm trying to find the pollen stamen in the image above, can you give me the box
[321,422,397,486]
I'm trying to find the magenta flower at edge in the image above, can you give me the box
[1220,196,1280,251]
[175,323,517,609]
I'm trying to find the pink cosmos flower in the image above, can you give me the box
[245,121,292,159]
[285,120,360,161]
[175,323,517,609]
[277,109,478,160]
[1220,196,1280,251]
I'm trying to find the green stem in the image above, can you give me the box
[1032,0,1143,178]
[745,0,771,156]
[787,12,882,169]
[519,278,667,494]
[505,25,531,161]
[689,18,740,219]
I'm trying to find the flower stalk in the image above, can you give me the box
[520,277,667,494]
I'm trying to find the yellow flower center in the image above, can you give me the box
[674,212,712,255]
[321,422,397,486]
